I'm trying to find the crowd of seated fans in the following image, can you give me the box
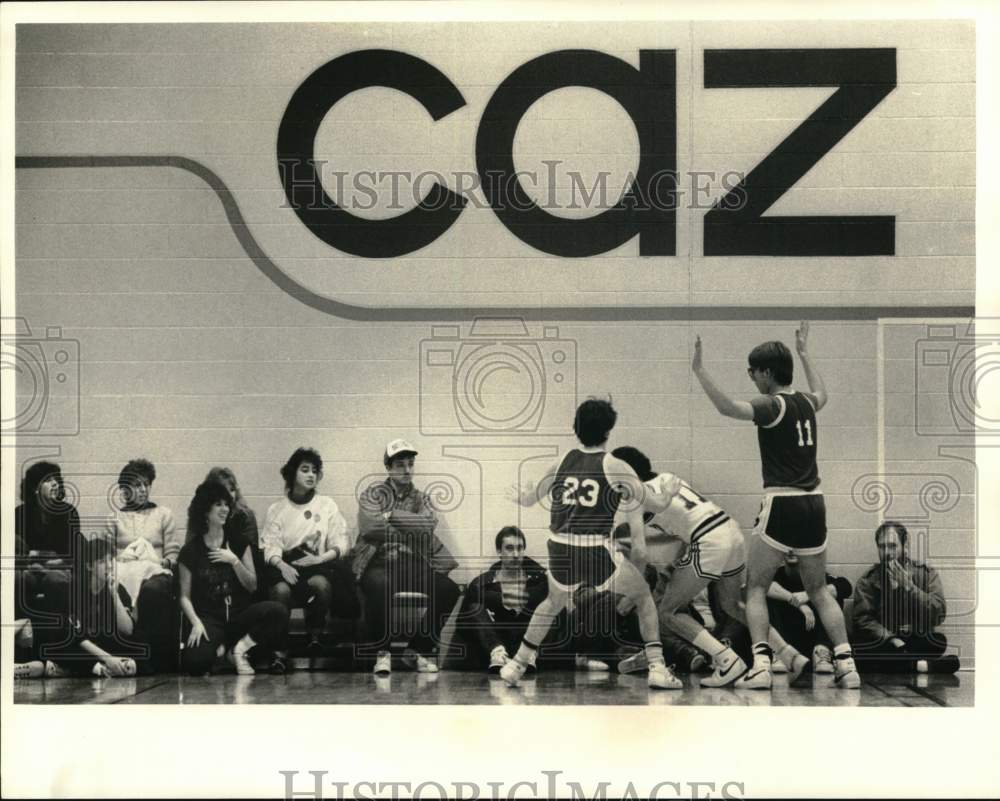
[13,445,961,681]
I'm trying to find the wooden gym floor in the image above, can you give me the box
[13,669,972,707]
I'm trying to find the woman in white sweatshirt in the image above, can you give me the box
[104,458,179,672]
[259,447,353,673]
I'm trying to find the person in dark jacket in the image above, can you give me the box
[454,526,550,672]
[850,521,958,674]
[14,461,82,650]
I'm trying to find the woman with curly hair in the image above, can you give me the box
[178,481,289,675]
[259,447,354,674]
[103,458,179,672]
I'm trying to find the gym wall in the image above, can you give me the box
[13,20,976,662]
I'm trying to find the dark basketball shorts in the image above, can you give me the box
[752,491,827,555]
[546,537,619,591]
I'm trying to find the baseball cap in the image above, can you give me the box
[385,438,419,461]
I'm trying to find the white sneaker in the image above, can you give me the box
[93,658,137,678]
[618,650,648,675]
[735,663,772,690]
[771,657,788,673]
[373,651,392,675]
[499,658,528,687]
[834,656,861,689]
[44,661,71,678]
[488,646,509,674]
[700,655,748,688]
[647,663,683,690]
[575,654,610,672]
[402,649,439,673]
[14,660,45,679]
[230,637,256,675]
[812,644,835,674]
[228,648,255,676]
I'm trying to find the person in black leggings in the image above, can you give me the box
[178,481,289,676]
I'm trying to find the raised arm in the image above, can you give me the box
[692,335,755,421]
[507,457,560,508]
[795,321,827,411]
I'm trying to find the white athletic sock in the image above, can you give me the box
[833,643,852,658]
[692,630,728,659]
[233,634,256,656]
[515,640,540,667]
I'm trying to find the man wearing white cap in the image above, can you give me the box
[353,439,460,675]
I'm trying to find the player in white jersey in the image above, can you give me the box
[613,446,812,687]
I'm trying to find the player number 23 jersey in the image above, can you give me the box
[549,449,621,538]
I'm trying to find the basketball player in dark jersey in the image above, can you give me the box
[501,398,682,689]
[692,323,860,690]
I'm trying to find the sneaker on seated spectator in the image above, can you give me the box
[228,648,255,676]
[574,654,610,672]
[44,661,72,678]
[402,648,439,673]
[488,646,509,674]
[812,644,835,674]
[373,650,392,675]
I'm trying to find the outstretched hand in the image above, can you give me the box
[692,335,703,372]
[795,321,810,356]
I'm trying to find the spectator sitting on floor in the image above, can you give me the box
[850,520,959,675]
[205,466,266,600]
[354,439,460,675]
[15,537,141,679]
[260,447,355,674]
[103,458,180,673]
[454,526,550,672]
[765,553,853,674]
[179,481,289,676]
[14,461,82,658]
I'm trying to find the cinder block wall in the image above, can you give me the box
[14,21,976,664]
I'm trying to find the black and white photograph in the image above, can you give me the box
[2,1,999,798]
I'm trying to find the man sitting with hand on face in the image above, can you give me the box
[850,521,959,675]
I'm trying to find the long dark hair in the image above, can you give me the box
[186,481,234,543]
[20,460,70,520]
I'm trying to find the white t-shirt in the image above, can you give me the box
[259,494,349,565]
